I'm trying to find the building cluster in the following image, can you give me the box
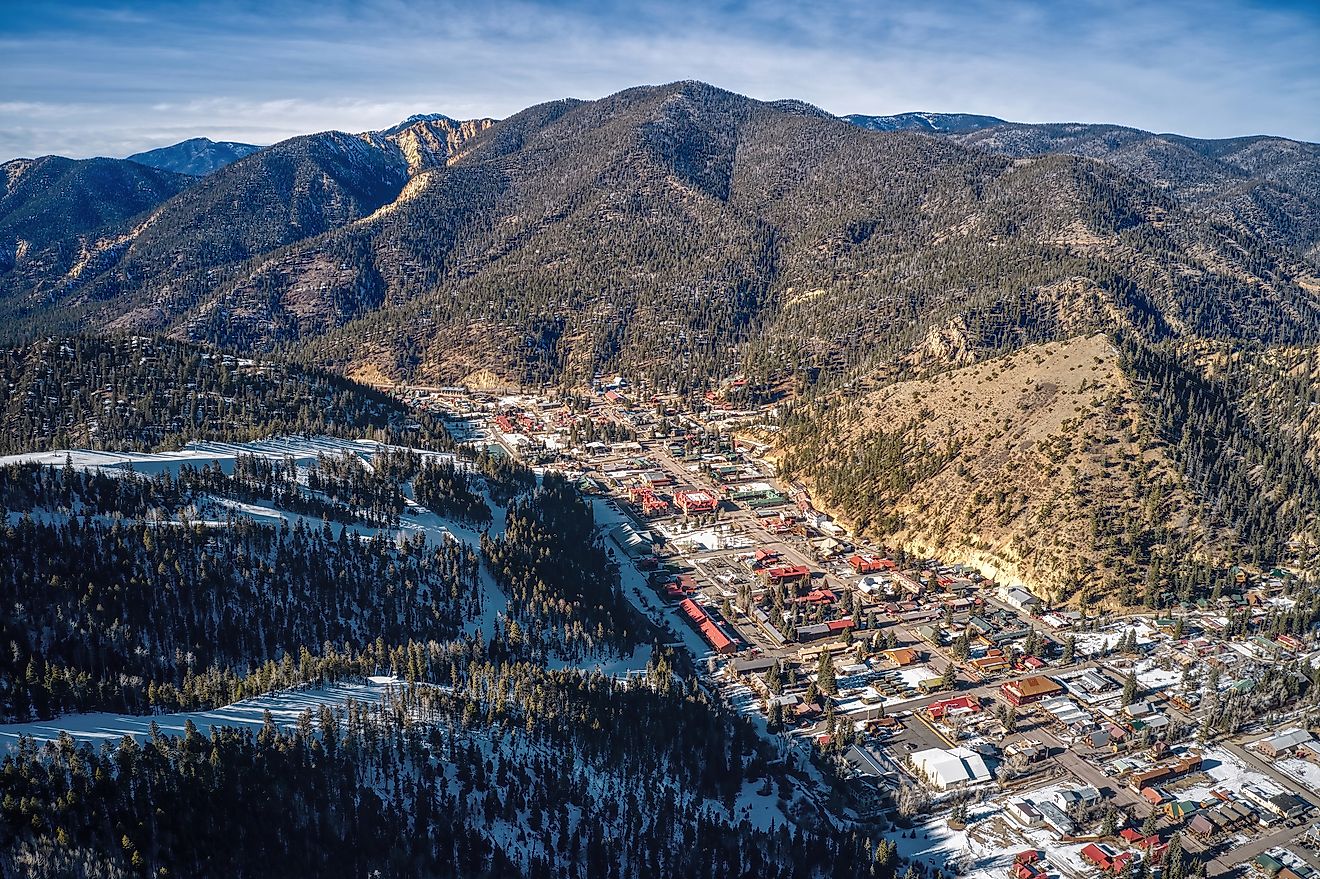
[407,381,1320,879]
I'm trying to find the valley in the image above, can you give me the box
[3,66,1320,879]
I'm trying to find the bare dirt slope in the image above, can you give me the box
[779,334,1223,604]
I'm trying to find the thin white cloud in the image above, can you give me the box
[1,0,1317,159]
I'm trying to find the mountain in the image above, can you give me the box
[846,116,1320,264]
[844,111,1006,134]
[177,81,1317,387]
[4,83,1319,394]
[0,115,494,339]
[127,137,263,176]
[0,155,193,313]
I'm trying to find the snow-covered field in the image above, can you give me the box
[0,436,459,477]
[1274,757,1320,794]
[0,679,401,754]
[1074,619,1159,658]
[892,812,1016,879]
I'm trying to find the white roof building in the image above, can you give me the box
[1255,728,1314,758]
[911,747,993,790]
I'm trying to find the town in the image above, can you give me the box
[403,378,1320,879]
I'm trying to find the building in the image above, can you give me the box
[1080,844,1135,874]
[763,565,811,586]
[1241,785,1311,820]
[882,648,922,667]
[1003,587,1043,613]
[1055,785,1102,812]
[848,553,892,574]
[674,488,718,514]
[1005,739,1049,764]
[843,744,889,778]
[911,747,993,790]
[927,696,980,721]
[1127,753,1203,792]
[610,522,657,560]
[1006,799,1043,827]
[677,599,736,655]
[1034,801,1075,836]
[1001,676,1065,707]
[1254,728,1315,759]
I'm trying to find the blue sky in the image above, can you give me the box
[2,0,1318,159]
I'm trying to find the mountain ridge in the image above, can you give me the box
[2,82,1318,393]
[127,137,264,176]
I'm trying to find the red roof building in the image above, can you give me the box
[928,696,981,720]
[674,489,719,514]
[848,554,892,574]
[1000,676,1064,706]
[764,565,811,585]
[789,588,837,605]
[678,599,736,654]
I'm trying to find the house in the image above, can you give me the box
[971,651,1011,674]
[1005,739,1049,764]
[1071,667,1114,696]
[1080,844,1134,873]
[915,624,942,645]
[1006,799,1043,827]
[1163,800,1199,820]
[825,618,855,635]
[1055,784,1102,812]
[928,696,981,721]
[911,747,993,790]
[1186,813,1217,839]
[883,648,922,667]
[1011,851,1047,879]
[1001,676,1064,707]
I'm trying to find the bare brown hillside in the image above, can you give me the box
[778,334,1227,604]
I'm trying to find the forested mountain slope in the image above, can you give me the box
[4,83,1317,392]
[0,658,888,879]
[0,156,193,307]
[877,118,1320,265]
[775,333,1320,604]
[258,85,1320,388]
[776,335,1213,605]
[0,335,454,454]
